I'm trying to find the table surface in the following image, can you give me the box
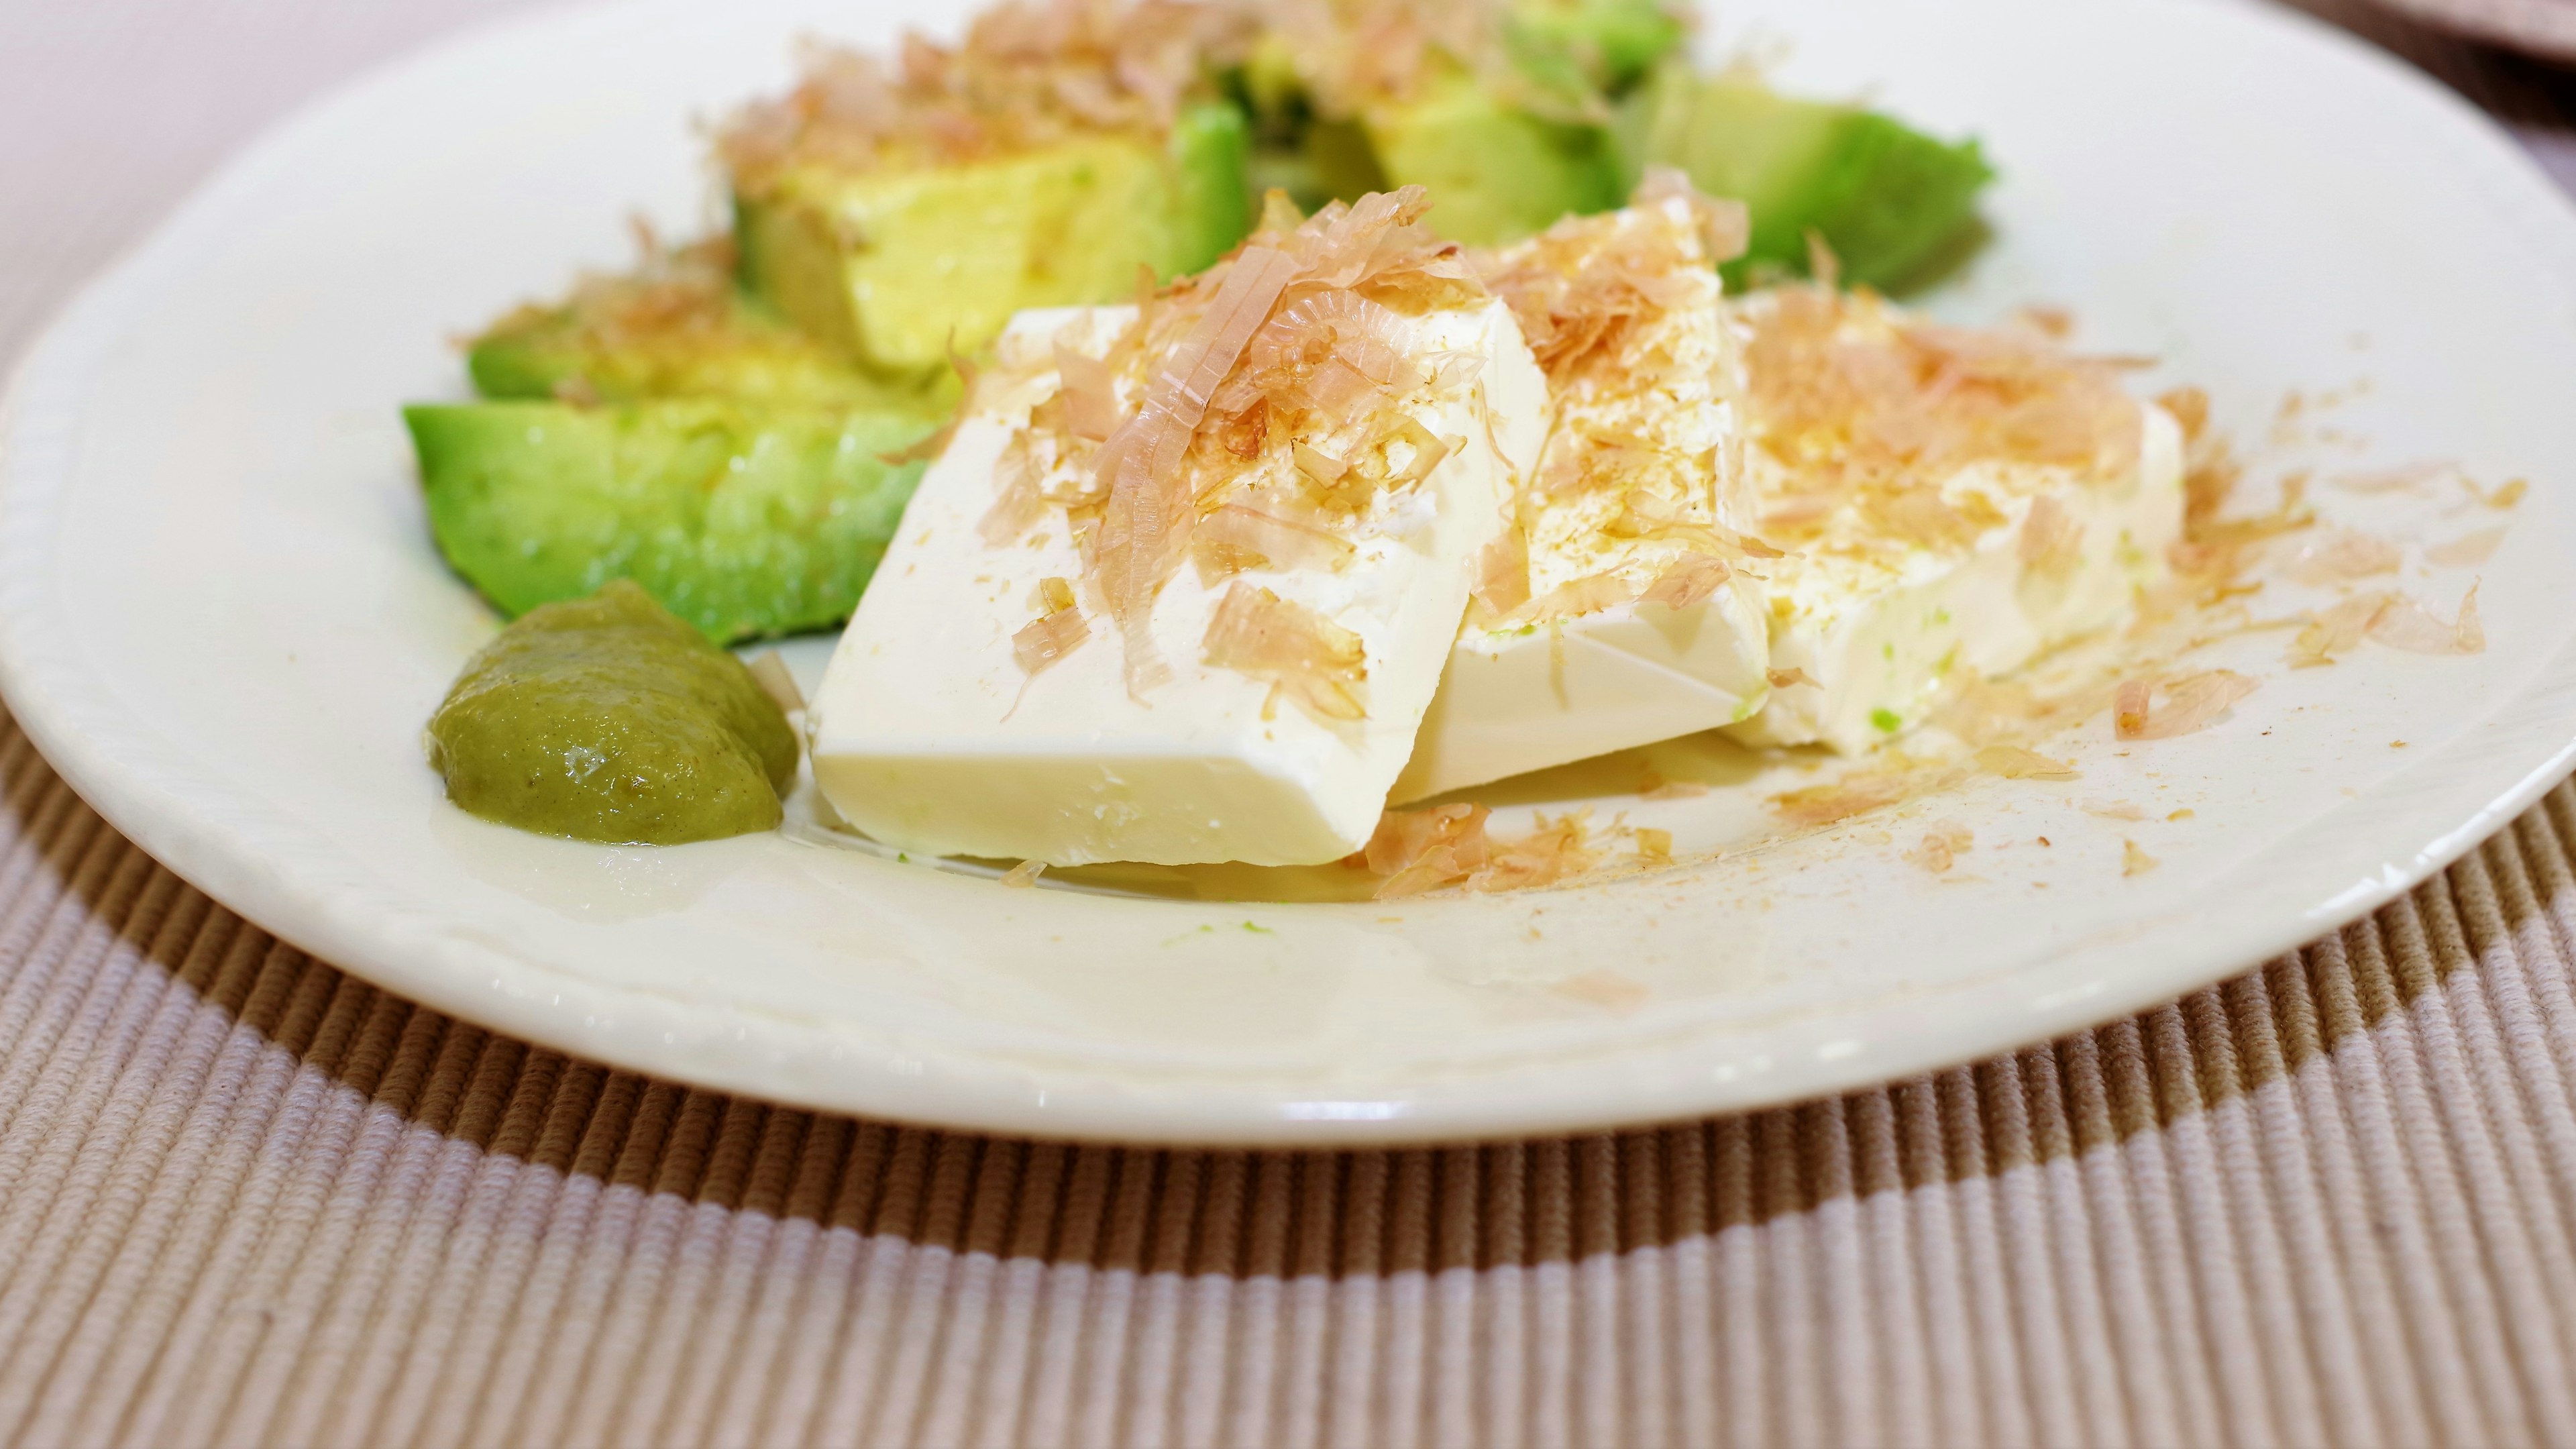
[3,2,2575,1445]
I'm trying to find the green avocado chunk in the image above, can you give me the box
[733,101,1254,372]
[1507,0,1686,98]
[1633,68,1994,294]
[1236,1,1674,240]
[468,290,943,413]
[427,580,797,845]
[1357,72,1626,247]
[407,400,934,644]
[462,237,957,413]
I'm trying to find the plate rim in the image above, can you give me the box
[3,0,2575,1144]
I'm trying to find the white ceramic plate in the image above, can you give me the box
[3,0,2573,1144]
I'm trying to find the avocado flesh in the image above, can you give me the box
[1638,70,1994,294]
[1360,72,1625,246]
[408,400,934,645]
[735,101,1252,372]
[1507,0,1684,96]
[426,579,798,845]
[1234,1,1674,236]
[468,290,952,414]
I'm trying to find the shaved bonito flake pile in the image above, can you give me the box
[1466,172,1760,631]
[984,183,1495,701]
[1736,277,2146,553]
[718,0,1254,182]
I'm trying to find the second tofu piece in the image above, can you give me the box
[1395,182,1772,802]
[810,189,1548,867]
[1723,284,2186,753]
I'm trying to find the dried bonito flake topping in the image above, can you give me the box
[487,229,740,357]
[1255,0,1551,118]
[1477,180,1735,388]
[1475,810,1605,892]
[2284,528,2402,586]
[718,0,1253,184]
[1465,177,1755,629]
[2286,586,2485,667]
[1976,744,2080,780]
[1188,502,1356,582]
[1353,804,1616,898]
[1906,820,1974,874]
[1770,769,1916,827]
[1012,576,1091,677]
[1013,184,1489,694]
[1201,582,1370,722]
[1737,282,2145,551]
[2017,494,2084,578]
[1362,802,1491,898]
[2112,670,2259,741]
[2426,526,2506,568]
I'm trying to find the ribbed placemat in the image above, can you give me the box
[0,706,2572,1447]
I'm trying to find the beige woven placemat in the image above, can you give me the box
[0,710,2573,1448]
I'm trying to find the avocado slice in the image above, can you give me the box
[408,400,935,644]
[1234,2,1665,244]
[1634,68,1994,294]
[464,239,957,413]
[1357,72,1626,247]
[468,288,941,411]
[1507,0,1685,98]
[734,101,1253,374]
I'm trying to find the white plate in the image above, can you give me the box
[3,0,2573,1144]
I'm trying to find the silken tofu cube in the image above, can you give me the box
[1721,284,2186,753]
[809,190,1548,866]
[1395,187,1772,801]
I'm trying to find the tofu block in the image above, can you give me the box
[1721,288,2186,753]
[1394,193,1770,802]
[810,256,1548,866]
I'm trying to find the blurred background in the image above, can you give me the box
[0,0,2570,369]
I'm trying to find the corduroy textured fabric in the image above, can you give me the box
[6,2,2576,1445]
[1,717,2575,1448]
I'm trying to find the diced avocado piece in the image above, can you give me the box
[468,293,949,412]
[1234,2,1668,229]
[466,241,957,413]
[425,580,798,845]
[1303,117,1390,209]
[407,400,935,643]
[1360,72,1625,246]
[1508,0,1684,97]
[1637,69,1994,294]
[735,101,1253,372]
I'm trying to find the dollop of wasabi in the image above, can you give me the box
[426,580,798,844]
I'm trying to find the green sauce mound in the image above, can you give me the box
[427,580,798,844]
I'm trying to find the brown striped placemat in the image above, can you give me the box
[1,705,2573,1446]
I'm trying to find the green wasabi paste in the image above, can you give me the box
[426,580,797,844]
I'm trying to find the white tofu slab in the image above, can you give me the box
[1727,400,2187,752]
[810,301,1547,867]
[1393,197,1770,802]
